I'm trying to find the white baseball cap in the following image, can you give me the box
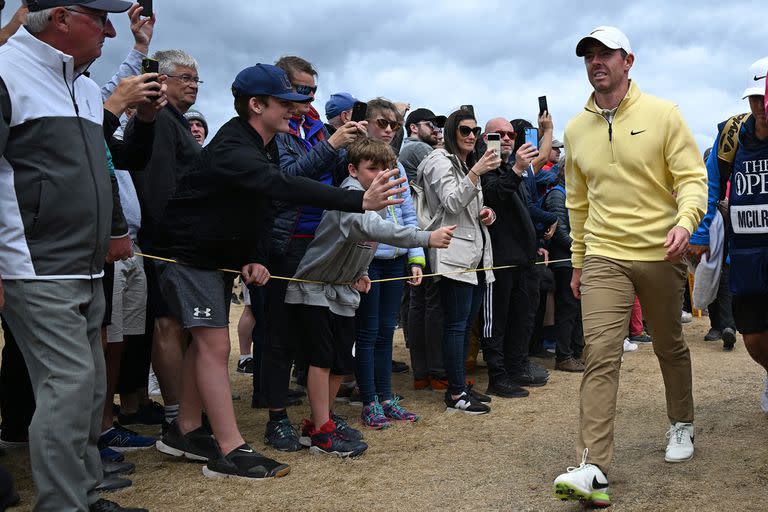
[576,26,633,57]
[742,57,768,99]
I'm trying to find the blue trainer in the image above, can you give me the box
[99,423,156,452]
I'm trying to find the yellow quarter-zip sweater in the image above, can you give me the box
[564,81,708,268]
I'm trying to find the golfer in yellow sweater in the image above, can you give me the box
[552,26,707,507]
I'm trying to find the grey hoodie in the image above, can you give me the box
[285,176,432,316]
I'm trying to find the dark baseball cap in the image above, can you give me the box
[325,92,358,119]
[405,108,446,130]
[231,64,311,102]
[27,0,132,12]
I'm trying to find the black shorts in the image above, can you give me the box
[733,294,768,335]
[156,261,234,329]
[296,305,355,375]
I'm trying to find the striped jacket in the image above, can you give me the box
[0,28,112,279]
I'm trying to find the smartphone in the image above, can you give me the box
[524,127,539,149]
[486,132,501,156]
[138,0,153,17]
[141,58,160,99]
[538,95,548,116]
[351,101,368,123]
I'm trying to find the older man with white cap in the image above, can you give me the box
[0,1,150,511]
[552,26,707,507]
[689,57,768,415]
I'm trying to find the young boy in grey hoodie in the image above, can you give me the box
[285,138,455,457]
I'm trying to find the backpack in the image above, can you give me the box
[715,113,750,201]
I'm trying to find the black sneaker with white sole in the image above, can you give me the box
[465,383,491,403]
[722,327,737,351]
[203,444,291,480]
[444,391,490,415]
[156,421,220,462]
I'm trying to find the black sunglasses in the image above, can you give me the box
[294,84,318,95]
[458,125,482,137]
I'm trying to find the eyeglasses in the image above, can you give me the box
[418,120,439,131]
[497,130,516,140]
[65,8,109,27]
[294,84,318,95]
[372,118,403,131]
[458,125,482,137]
[167,74,204,85]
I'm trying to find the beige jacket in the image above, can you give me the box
[416,148,495,285]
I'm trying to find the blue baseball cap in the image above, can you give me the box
[231,64,311,102]
[27,0,132,12]
[325,92,358,119]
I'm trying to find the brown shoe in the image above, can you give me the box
[413,378,430,390]
[429,377,449,390]
[555,357,585,373]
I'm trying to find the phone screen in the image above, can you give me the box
[486,133,501,156]
[524,127,539,149]
[538,96,548,116]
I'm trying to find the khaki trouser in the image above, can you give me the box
[577,256,693,469]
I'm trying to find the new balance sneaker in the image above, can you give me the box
[308,419,368,458]
[203,444,291,479]
[665,422,694,463]
[622,337,639,352]
[264,418,303,452]
[382,396,419,422]
[486,377,529,398]
[331,412,364,441]
[100,447,124,463]
[99,424,155,452]
[236,356,254,375]
[465,382,491,403]
[117,401,164,426]
[722,327,737,351]
[361,398,390,429]
[444,391,490,415]
[156,421,220,462]
[629,332,653,344]
[553,449,610,507]
[89,498,148,512]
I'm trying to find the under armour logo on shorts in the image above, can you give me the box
[193,307,212,318]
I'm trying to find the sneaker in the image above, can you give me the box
[664,422,694,462]
[623,337,639,352]
[100,447,124,463]
[444,391,490,415]
[156,421,220,462]
[331,412,364,441]
[703,328,722,341]
[382,396,419,422]
[148,368,161,397]
[553,449,610,507]
[89,498,148,512]
[510,366,548,387]
[429,376,449,390]
[361,398,391,429]
[722,327,737,351]
[466,382,491,403]
[391,359,409,374]
[760,377,768,415]
[264,418,303,452]
[117,401,164,426]
[309,420,368,458]
[555,357,585,373]
[203,444,291,479]
[99,424,155,452]
[527,361,550,380]
[103,461,135,477]
[629,332,652,344]
[681,310,693,323]
[236,356,254,374]
[485,377,529,398]
[94,475,132,493]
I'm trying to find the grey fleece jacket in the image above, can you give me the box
[285,176,432,316]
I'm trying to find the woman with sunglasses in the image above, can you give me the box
[353,98,422,428]
[416,106,501,414]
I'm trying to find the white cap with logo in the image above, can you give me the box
[742,57,768,99]
[576,26,633,57]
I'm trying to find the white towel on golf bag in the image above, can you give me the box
[693,210,724,310]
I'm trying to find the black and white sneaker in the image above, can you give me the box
[203,444,290,480]
[237,357,254,374]
[465,383,491,403]
[444,391,490,415]
[156,421,220,462]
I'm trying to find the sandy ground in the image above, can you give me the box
[3,309,768,511]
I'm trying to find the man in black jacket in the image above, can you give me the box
[480,118,548,396]
[153,63,406,480]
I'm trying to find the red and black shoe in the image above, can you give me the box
[308,419,368,458]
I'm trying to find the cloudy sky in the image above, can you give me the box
[4,0,764,151]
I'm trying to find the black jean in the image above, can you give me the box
[407,270,445,380]
[0,318,34,441]
[552,267,583,360]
